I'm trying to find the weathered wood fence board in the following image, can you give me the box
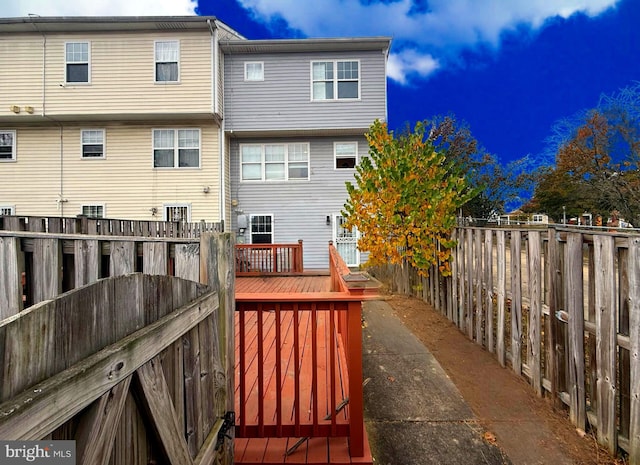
[371,226,640,463]
[0,232,234,465]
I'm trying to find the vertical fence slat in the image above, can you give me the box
[466,229,473,338]
[496,230,506,367]
[142,242,168,276]
[628,237,640,465]
[566,232,586,428]
[450,229,459,325]
[0,236,23,318]
[548,228,564,409]
[510,230,522,376]
[74,239,100,287]
[527,231,542,396]
[484,229,494,354]
[594,235,618,455]
[474,230,483,345]
[32,238,62,305]
[110,241,136,276]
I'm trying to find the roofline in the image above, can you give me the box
[0,16,243,36]
[220,37,392,54]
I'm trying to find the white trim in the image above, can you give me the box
[0,129,17,162]
[152,128,201,169]
[80,203,106,218]
[334,141,358,170]
[154,39,181,84]
[310,59,361,102]
[0,205,15,216]
[80,128,106,159]
[244,61,264,81]
[65,41,91,84]
[249,213,274,244]
[163,203,191,222]
[240,142,310,182]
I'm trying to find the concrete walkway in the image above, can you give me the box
[362,300,511,465]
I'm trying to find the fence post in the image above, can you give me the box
[628,237,640,465]
[347,300,364,457]
[0,236,23,318]
[548,228,566,410]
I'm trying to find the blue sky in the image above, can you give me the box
[7,0,639,166]
[196,0,639,166]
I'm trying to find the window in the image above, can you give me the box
[153,129,200,168]
[312,60,359,100]
[81,205,104,218]
[66,42,89,83]
[250,214,273,244]
[0,130,16,161]
[335,142,357,169]
[164,204,190,222]
[155,41,179,82]
[0,206,15,216]
[245,62,264,81]
[81,129,105,158]
[240,143,309,181]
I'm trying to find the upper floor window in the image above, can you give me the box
[335,142,358,169]
[81,129,105,158]
[66,42,90,83]
[153,129,200,168]
[312,60,359,100]
[0,130,16,161]
[245,62,264,81]
[241,143,309,181]
[155,41,179,82]
[81,204,104,218]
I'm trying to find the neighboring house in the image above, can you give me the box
[0,16,242,224]
[222,38,391,269]
[0,16,390,269]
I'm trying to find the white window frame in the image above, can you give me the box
[163,203,191,222]
[81,129,105,159]
[65,41,90,84]
[249,214,274,244]
[0,205,15,216]
[311,60,360,101]
[152,128,201,169]
[0,130,16,162]
[244,61,264,81]
[154,40,180,83]
[81,204,105,218]
[334,141,358,170]
[240,143,310,182]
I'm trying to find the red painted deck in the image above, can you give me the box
[235,274,372,465]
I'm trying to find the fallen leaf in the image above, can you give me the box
[483,432,497,444]
[387,376,395,383]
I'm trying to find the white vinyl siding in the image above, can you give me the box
[153,129,200,168]
[0,130,16,161]
[244,61,264,81]
[240,143,309,182]
[65,41,90,84]
[81,129,105,158]
[311,60,359,100]
[335,141,357,169]
[155,40,180,83]
[81,204,105,218]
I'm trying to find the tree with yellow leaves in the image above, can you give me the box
[343,119,475,276]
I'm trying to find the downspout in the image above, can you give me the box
[32,18,65,216]
[209,19,226,230]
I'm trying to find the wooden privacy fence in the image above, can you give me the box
[0,231,235,464]
[0,214,223,238]
[370,226,640,464]
[235,241,304,276]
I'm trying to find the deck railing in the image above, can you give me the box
[234,243,371,457]
[236,240,304,276]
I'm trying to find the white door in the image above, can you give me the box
[333,215,359,267]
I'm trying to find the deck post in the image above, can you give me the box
[347,300,364,457]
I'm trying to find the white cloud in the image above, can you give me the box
[236,0,621,83]
[4,0,197,17]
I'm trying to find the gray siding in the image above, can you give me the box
[229,136,368,269]
[223,50,387,132]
